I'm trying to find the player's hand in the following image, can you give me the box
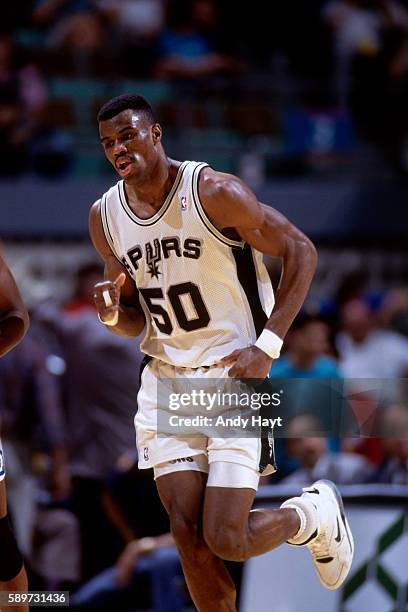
[217,346,273,379]
[93,272,126,325]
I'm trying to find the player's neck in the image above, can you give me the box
[124,157,180,212]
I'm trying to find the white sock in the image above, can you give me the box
[280,496,318,545]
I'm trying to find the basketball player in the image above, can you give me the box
[0,252,29,612]
[90,94,354,611]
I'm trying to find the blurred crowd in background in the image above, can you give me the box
[1,0,408,177]
[1,1,408,610]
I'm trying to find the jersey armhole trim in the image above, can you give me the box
[192,164,245,249]
[100,194,123,264]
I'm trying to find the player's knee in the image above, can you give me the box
[170,512,199,550]
[170,513,208,562]
[204,523,248,562]
[0,515,24,582]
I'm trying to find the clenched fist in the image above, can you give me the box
[93,272,126,326]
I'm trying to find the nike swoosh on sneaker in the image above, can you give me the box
[334,517,341,543]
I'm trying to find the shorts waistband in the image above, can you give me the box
[177,364,214,371]
[149,357,219,372]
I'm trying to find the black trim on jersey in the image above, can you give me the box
[100,194,123,264]
[117,184,135,225]
[191,164,244,248]
[102,195,115,245]
[138,354,152,388]
[117,163,187,227]
[232,244,267,336]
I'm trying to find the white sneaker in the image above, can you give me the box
[301,479,354,590]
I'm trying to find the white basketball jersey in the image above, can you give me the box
[100,160,274,367]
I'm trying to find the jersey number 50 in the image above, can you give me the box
[140,282,210,335]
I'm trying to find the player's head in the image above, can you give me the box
[97,94,163,183]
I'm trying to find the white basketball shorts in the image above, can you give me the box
[134,357,277,488]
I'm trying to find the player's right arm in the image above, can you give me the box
[89,200,145,337]
[0,251,29,356]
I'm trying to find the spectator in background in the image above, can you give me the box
[0,34,47,175]
[0,33,72,177]
[379,287,408,337]
[324,0,393,63]
[323,0,408,158]
[38,264,145,581]
[281,414,373,484]
[72,451,187,611]
[97,0,165,76]
[0,329,69,557]
[269,313,344,478]
[64,262,103,315]
[336,297,408,464]
[323,0,383,108]
[323,0,408,99]
[0,34,46,113]
[29,493,81,592]
[371,404,408,483]
[270,313,340,379]
[337,297,408,378]
[64,318,144,580]
[155,0,240,79]
[100,0,164,41]
[269,312,343,433]
[32,0,107,51]
[384,8,408,171]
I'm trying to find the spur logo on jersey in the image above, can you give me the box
[146,239,161,279]
[125,236,202,278]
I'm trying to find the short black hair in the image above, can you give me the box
[97,94,157,124]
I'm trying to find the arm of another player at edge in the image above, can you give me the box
[89,200,145,337]
[199,170,318,341]
[0,252,30,356]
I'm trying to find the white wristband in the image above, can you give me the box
[255,329,283,359]
[97,311,119,327]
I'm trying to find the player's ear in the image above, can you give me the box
[151,123,162,144]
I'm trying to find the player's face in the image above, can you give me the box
[99,110,160,182]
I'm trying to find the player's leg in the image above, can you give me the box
[0,479,29,612]
[155,465,237,612]
[202,463,301,561]
[136,358,237,609]
[203,462,354,590]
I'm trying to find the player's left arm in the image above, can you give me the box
[0,252,29,357]
[200,170,317,378]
